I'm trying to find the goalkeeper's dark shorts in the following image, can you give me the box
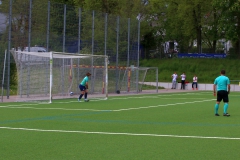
[217,90,229,103]
[79,84,86,91]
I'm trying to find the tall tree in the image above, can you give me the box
[0,0,49,48]
[213,0,240,58]
[148,0,216,53]
[68,0,149,22]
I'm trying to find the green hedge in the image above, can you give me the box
[140,58,240,83]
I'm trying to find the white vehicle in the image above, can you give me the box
[14,46,48,63]
[23,46,47,52]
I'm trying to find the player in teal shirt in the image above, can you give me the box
[78,72,91,102]
[213,70,230,116]
[81,76,89,86]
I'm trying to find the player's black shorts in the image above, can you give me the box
[79,84,86,91]
[217,90,229,103]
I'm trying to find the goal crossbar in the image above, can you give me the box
[14,51,107,59]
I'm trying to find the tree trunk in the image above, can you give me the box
[212,10,217,53]
[196,4,202,54]
[197,26,202,54]
[212,40,217,53]
[237,39,240,59]
[237,16,240,58]
[239,39,240,58]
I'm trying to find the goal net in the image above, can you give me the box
[11,50,108,103]
[117,66,159,93]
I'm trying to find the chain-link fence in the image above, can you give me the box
[0,0,149,101]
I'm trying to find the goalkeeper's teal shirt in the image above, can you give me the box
[214,75,230,91]
[80,76,89,86]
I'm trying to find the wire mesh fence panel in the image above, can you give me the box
[129,19,139,67]
[8,0,30,50]
[0,51,7,101]
[106,14,118,92]
[0,2,11,100]
[118,17,129,66]
[94,10,106,56]
[80,10,94,54]
[0,11,6,99]
[1,0,144,100]
[49,2,65,52]
[64,5,79,53]
[30,0,48,49]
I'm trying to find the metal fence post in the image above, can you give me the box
[27,0,33,97]
[46,1,50,52]
[7,0,12,99]
[61,4,67,95]
[136,16,140,93]
[63,4,66,53]
[115,16,119,93]
[91,10,95,93]
[104,13,108,57]
[28,0,32,51]
[77,8,82,85]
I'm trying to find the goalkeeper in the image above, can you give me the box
[78,72,91,102]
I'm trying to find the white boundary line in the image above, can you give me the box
[0,126,239,140]
[112,99,215,112]
[0,99,215,112]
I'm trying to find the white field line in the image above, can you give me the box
[0,126,239,140]
[0,99,215,112]
[0,105,104,112]
[112,99,215,112]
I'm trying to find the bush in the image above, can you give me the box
[140,58,240,83]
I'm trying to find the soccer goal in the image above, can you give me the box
[118,66,159,93]
[11,50,109,103]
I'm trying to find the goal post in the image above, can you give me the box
[11,50,109,102]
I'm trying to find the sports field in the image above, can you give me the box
[0,91,240,160]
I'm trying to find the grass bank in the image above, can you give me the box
[140,58,240,84]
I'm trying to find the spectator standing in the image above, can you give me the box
[192,75,198,90]
[180,72,186,90]
[171,72,178,89]
[213,70,230,117]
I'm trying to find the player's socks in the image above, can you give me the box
[84,93,87,99]
[79,94,83,99]
[214,104,219,114]
[223,103,229,114]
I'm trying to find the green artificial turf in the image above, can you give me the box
[0,91,240,160]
